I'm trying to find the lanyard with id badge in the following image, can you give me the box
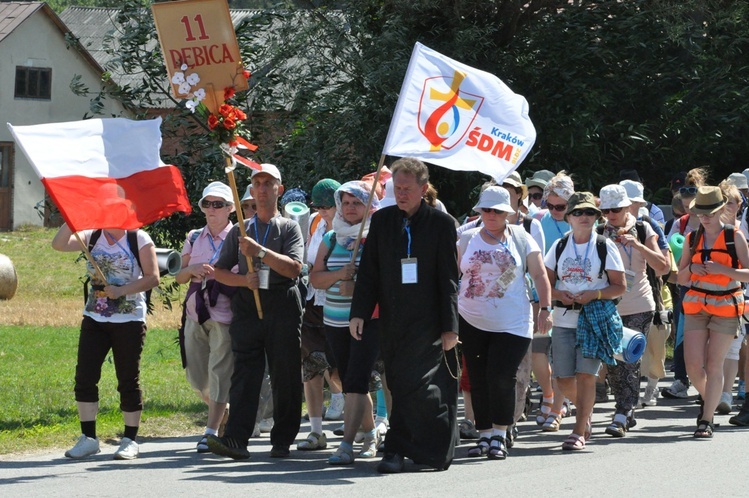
[401,220,418,284]
[253,215,271,290]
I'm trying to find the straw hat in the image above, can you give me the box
[688,186,726,215]
[502,171,528,200]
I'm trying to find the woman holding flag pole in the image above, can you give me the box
[52,223,159,460]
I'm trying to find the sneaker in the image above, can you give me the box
[251,423,261,438]
[206,435,250,460]
[65,435,100,459]
[270,444,290,458]
[333,423,345,436]
[113,437,139,460]
[258,418,274,433]
[716,392,733,415]
[354,430,366,443]
[661,379,690,399]
[738,380,746,401]
[375,416,389,435]
[640,385,658,407]
[325,395,345,421]
[459,419,479,439]
[297,432,327,451]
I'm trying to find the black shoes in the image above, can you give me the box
[377,452,405,473]
[729,409,749,426]
[270,444,290,458]
[206,435,250,460]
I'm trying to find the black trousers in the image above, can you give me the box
[326,320,380,394]
[225,286,303,446]
[460,316,531,428]
[74,316,146,412]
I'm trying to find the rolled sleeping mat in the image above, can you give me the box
[615,326,647,364]
[155,248,181,276]
[669,232,685,265]
[284,201,310,242]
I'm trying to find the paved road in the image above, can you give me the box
[2,380,748,497]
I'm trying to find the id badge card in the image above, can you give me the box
[624,269,636,293]
[401,257,418,284]
[258,263,270,290]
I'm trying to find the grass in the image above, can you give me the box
[0,226,204,457]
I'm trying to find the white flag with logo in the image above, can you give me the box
[382,42,536,182]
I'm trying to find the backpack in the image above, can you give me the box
[83,229,152,311]
[597,217,669,324]
[553,232,609,281]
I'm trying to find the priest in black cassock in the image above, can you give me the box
[350,157,460,473]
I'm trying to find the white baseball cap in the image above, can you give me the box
[251,163,282,182]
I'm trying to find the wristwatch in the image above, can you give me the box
[257,247,267,260]
[540,306,553,312]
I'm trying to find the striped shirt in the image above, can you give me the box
[322,231,362,327]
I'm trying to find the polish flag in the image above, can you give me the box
[7,117,192,232]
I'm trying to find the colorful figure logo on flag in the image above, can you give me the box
[418,71,484,152]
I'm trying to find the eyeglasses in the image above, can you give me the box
[529,192,544,201]
[201,200,229,209]
[696,212,717,219]
[679,186,698,196]
[480,207,505,215]
[546,203,568,212]
[570,209,599,217]
[601,207,624,215]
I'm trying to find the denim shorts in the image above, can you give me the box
[551,326,602,378]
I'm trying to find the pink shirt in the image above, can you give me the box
[181,223,235,324]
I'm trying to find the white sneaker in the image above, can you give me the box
[65,435,100,459]
[641,385,658,407]
[258,418,274,433]
[716,392,733,415]
[325,395,345,421]
[113,437,139,460]
[661,379,690,399]
[251,423,261,438]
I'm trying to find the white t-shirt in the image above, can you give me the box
[544,233,624,328]
[458,229,541,337]
[82,229,154,323]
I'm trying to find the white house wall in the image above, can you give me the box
[0,10,127,229]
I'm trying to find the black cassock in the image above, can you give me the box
[351,200,459,469]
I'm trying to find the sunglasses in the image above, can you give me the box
[679,186,698,196]
[601,207,624,215]
[570,209,599,217]
[201,200,229,209]
[546,203,568,212]
[696,212,717,219]
[315,205,334,211]
[529,192,544,200]
[480,207,505,215]
[241,202,257,211]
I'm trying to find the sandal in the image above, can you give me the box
[328,446,355,465]
[196,435,210,453]
[605,420,626,437]
[694,420,714,438]
[536,400,554,425]
[467,437,490,457]
[561,433,586,451]
[542,413,562,432]
[487,435,508,460]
